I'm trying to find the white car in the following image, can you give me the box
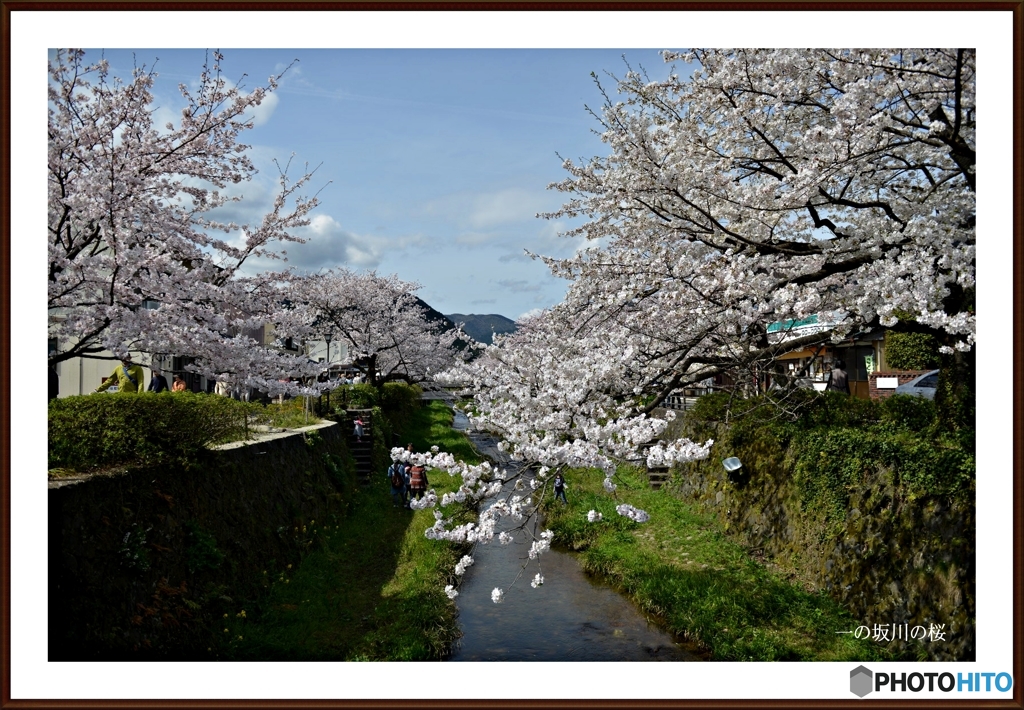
[894,369,940,399]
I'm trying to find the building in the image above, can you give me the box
[48,321,302,399]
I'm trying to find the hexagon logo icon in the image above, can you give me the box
[850,666,873,697]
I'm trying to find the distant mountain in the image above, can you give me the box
[446,313,518,345]
[415,298,458,331]
[413,298,477,355]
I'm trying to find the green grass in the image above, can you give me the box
[405,403,482,465]
[259,399,322,430]
[219,402,478,660]
[543,466,895,662]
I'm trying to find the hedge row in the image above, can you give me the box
[48,392,259,471]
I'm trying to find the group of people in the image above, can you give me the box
[385,450,568,510]
[387,444,430,509]
[93,358,187,394]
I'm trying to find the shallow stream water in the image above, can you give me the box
[447,411,703,662]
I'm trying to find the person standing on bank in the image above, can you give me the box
[553,472,568,505]
[402,444,415,507]
[826,359,851,395]
[94,357,145,394]
[388,460,407,508]
[148,368,169,393]
[171,374,187,392]
[408,462,429,501]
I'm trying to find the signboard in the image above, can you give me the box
[876,377,899,389]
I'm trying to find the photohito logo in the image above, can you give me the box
[850,666,872,697]
[850,667,1013,697]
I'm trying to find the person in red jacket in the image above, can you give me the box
[407,464,429,501]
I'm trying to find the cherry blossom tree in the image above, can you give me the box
[541,48,975,407]
[279,269,466,388]
[428,48,976,601]
[48,48,321,389]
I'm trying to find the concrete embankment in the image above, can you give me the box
[49,421,355,659]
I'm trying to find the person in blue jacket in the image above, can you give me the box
[148,367,169,393]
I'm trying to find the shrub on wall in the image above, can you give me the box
[333,383,379,410]
[884,330,941,371]
[49,392,259,470]
[685,391,972,505]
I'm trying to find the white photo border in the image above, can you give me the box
[9,7,1016,702]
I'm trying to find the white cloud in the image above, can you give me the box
[466,188,547,230]
[246,90,279,127]
[517,307,546,322]
[225,211,384,276]
[151,104,180,135]
[455,231,496,246]
[497,279,541,294]
[419,187,555,246]
[497,250,533,263]
[282,214,382,270]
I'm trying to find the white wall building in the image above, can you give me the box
[303,339,349,369]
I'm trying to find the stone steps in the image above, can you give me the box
[648,467,671,490]
[345,409,375,484]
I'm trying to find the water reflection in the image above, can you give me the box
[448,411,702,662]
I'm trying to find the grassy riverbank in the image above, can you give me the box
[543,466,894,662]
[220,401,479,660]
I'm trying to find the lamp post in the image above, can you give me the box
[722,457,742,473]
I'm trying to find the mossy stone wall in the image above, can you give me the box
[669,422,974,661]
[48,422,357,660]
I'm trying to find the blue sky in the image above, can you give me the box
[93,47,685,321]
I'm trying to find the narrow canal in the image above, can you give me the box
[447,411,703,662]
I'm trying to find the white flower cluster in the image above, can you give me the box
[444,585,459,600]
[491,587,504,604]
[587,510,603,523]
[528,530,554,560]
[423,493,534,546]
[454,555,474,576]
[583,414,672,459]
[531,573,545,588]
[409,490,438,510]
[615,504,650,523]
[645,438,715,469]
[393,447,503,509]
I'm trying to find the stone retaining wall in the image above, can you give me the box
[668,421,974,661]
[48,421,355,660]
